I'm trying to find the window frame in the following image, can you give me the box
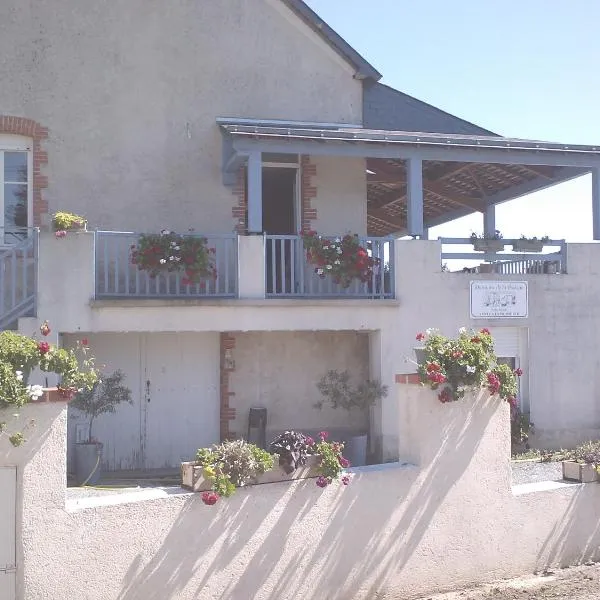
[0,134,33,246]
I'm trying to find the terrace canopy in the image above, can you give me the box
[219,120,600,239]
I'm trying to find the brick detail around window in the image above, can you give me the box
[231,168,247,234]
[300,155,317,233]
[395,373,421,384]
[0,116,49,227]
[220,332,237,440]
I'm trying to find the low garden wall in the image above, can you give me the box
[2,381,600,600]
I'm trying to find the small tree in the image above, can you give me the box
[71,370,132,442]
[315,370,388,412]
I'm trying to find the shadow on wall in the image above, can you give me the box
[114,393,503,600]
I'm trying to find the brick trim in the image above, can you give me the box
[300,155,317,233]
[395,373,421,384]
[231,168,247,234]
[220,332,237,440]
[0,116,49,227]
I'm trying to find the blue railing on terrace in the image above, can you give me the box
[265,235,395,299]
[95,231,238,299]
[0,229,38,330]
[440,238,567,275]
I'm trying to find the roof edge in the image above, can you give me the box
[281,0,382,81]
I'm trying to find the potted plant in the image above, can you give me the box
[302,230,380,288]
[562,441,600,483]
[470,230,504,253]
[52,211,87,238]
[70,370,132,485]
[130,230,217,285]
[512,235,549,253]
[315,370,387,467]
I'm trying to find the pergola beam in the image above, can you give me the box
[368,208,405,231]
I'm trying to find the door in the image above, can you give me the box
[262,167,298,294]
[143,333,220,469]
[489,327,527,410]
[0,467,16,600]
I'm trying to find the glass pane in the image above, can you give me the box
[4,183,28,230]
[4,152,28,183]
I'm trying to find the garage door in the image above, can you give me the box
[0,467,16,600]
[489,327,522,357]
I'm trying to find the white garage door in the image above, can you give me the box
[0,467,16,600]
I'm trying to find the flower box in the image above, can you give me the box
[472,239,505,253]
[512,240,544,253]
[181,455,321,492]
[562,460,598,483]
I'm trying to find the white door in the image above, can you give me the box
[489,327,528,411]
[0,467,16,600]
[143,333,220,469]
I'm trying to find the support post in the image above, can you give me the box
[593,168,600,240]
[247,152,263,234]
[483,204,496,237]
[406,158,424,238]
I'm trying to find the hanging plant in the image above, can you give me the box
[130,230,217,285]
[302,230,378,288]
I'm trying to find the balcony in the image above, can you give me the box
[440,237,567,275]
[94,231,395,301]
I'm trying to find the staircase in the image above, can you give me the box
[0,233,38,331]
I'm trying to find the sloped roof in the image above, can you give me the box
[281,0,382,81]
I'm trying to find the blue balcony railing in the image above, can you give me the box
[95,231,238,299]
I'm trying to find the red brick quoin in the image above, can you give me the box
[230,156,318,234]
[220,332,237,440]
[0,116,49,226]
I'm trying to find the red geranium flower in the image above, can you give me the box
[416,332,425,341]
[480,328,491,335]
[40,320,51,337]
[514,368,523,377]
[201,491,220,506]
[38,341,50,355]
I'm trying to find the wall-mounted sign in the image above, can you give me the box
[470,281,528,319]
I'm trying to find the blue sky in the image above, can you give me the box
[305,0,600,242]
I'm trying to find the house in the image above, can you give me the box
[1,0,600,476]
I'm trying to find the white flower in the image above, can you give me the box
[15,371,23,381]
[174,245,180,251]
[426,328,437,335]
[326,265,332,270]
[335,237,341,243]
[337,247,342,255]
[169,256,175,261]
[160,229,171,236]
[466,366,476,374]
[334,260,341,265]
[159,258,167,264]
[26,384,44,400]
[175,257,181,262]
[322,245,329,250]
[316,268,324,275]
[170,241,176,248]
[459,327,467,334]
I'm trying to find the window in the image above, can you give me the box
[0,139,32,245]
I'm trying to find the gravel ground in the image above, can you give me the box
[416,563,600,599]
[510,460,563,485]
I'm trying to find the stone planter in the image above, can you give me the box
[512,240,545,253]
[562,460,598,483]
[181,455,321,492]
[472,239,504,253]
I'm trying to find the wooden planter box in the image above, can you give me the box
[472,239,504,253]
[512,240,545,253]
[562,460,598,483]
[181,455,321,492]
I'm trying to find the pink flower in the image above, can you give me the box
[38,341,50,355]
[480,328,491,335]
[438,388,453,403]
[40,320,51,337]
[341,475,351,486]
[54,230,67,239]
[339,456,350,468]
[81,338,89,347]
[316,476,329,488]
[201,491,220,506]
[487,372,501,395]
[305,436,314,446]
[416,332,425,341]
[514,368,523,377]
[319,431,329,441]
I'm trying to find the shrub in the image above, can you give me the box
[315,370,388,412]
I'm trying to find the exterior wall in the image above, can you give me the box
[229,331,370,438]
[3,388,600,600]
[0,0,362,234]
[64,332,220,471]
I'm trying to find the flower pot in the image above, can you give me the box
[512,240,544,253]
[472,239,504,253]
[343,433,367,468]
[562,460,598,483]
[74,442,103,486]
[413,347,427,365]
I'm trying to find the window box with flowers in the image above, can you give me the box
[561,441,600,483]
[182,431,352,505]
[302,231,379,288]
[52,211,87,238]
[470,231,505,253]
[512,235,550,253]
[130,230,217,285]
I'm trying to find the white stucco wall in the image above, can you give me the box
[0,0,363,233]
[231,331,370,437]
[3,387,600,600]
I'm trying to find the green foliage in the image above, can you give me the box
[130,231,216,285]
[470,230,503,241]
[52,211,86,232]
[315,370,388,412]
[0,331,40,381]
[195,440,275,498]
[313,436,347,483]
[563,440,600,466]
[8,432,24,447]
[70,370,132,441]
[519,235,550,243]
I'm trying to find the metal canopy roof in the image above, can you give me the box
[220,121,596,236]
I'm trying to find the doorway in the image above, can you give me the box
[262,166,298,294]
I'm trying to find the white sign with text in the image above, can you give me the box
[470,281,528,319]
